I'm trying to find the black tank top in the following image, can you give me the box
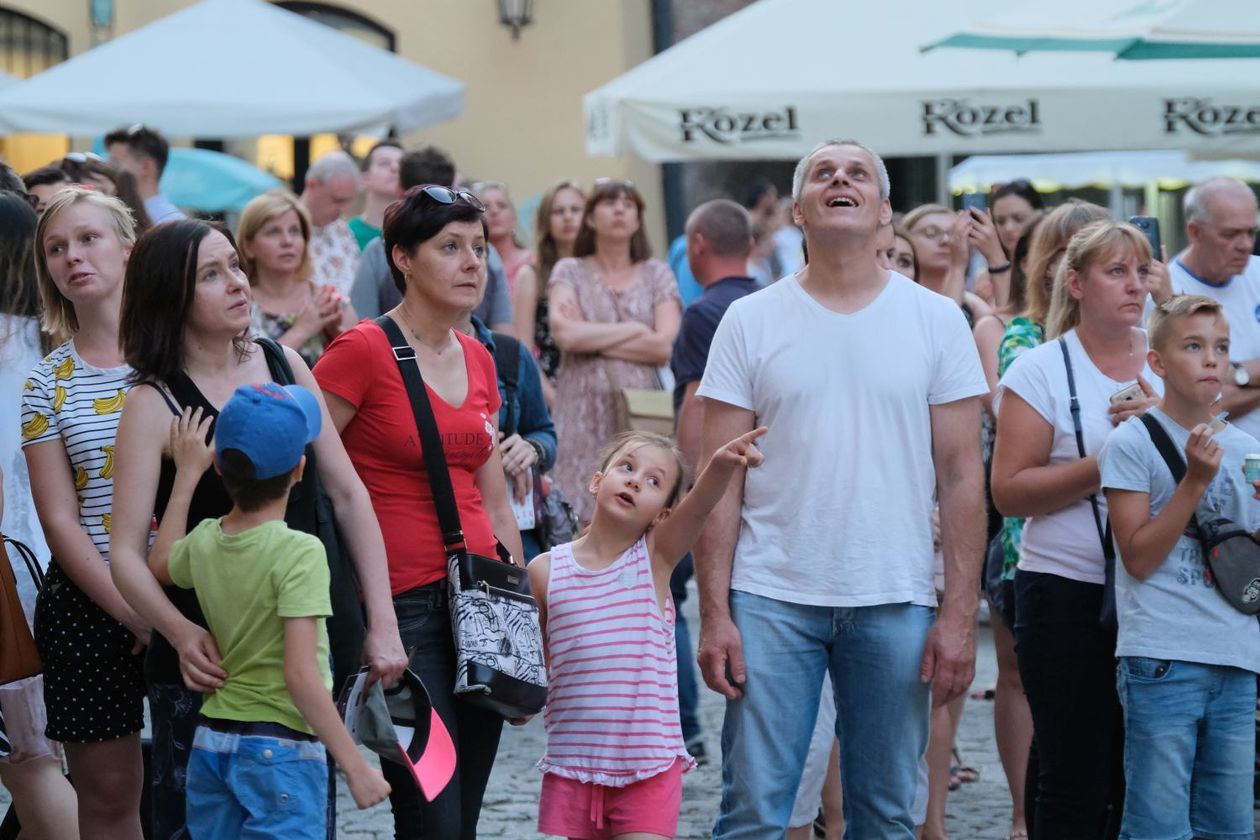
[144,372,233,685]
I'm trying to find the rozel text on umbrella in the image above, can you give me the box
[1164,98,1260,136]
[678,106,799,144]
[920,98,1041,137]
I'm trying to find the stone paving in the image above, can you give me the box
[5,593,1255,838]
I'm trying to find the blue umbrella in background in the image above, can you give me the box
[160,147,282,214]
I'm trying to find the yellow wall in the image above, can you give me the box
[0,0,666,248]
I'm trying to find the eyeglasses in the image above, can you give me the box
[64,152,103,164]
[412,184,485,212]
[594,177,635,190]
[127,123,149,136]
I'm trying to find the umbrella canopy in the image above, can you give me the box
[0,0,463,137]
[585,0,1260,161]
[0,71,15,90]
[159,148,282,213]
[928,0,1260,60]
[950,150,1260,193]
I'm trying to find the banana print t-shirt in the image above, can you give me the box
[20,340,132,561]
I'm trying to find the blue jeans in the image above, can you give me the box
[712,591,933,840]
[387,582,504,839]
[1117,658,1257,840]
[671,553,701,742]
[186,721,328,840]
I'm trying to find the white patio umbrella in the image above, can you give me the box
[0,0,463,137]
[585,0,1260,161]
[950,149,1260,191]
[0,71,15,91]
[928,0,1260,60]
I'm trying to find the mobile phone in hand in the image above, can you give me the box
[1129,216,1161,260]
[1110,382,1145,406]
[961,192,986,213]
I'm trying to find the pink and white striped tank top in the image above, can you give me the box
[537,536,694,787]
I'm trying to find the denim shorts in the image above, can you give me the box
[1117,657,1257,840]
[186,718,328,840]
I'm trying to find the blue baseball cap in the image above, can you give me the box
[215,383,321,480]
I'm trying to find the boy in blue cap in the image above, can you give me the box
[148,383,390,838]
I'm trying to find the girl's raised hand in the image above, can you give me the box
[170,406,214,476]
[712,426,768,470]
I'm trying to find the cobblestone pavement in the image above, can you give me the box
[6,596,1256,838]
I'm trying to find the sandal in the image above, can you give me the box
[950,748,980,785]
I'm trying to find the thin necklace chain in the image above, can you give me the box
[398,305,453,355]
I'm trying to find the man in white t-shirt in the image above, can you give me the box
[696,139,988,839]
[1162,179,1260,440]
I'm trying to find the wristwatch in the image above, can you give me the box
[1234,362,1251,387]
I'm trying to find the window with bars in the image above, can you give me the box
[0,7,68,78]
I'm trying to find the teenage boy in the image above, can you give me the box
[1099,294,1260,840]
[148,385,390,838]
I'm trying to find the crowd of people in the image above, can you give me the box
[0,125,1257,840]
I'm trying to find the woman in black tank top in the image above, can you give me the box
[108,220,405,839]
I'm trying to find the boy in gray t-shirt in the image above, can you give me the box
[1099,295,1260,840]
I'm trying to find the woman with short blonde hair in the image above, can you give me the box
[237,190,352,367]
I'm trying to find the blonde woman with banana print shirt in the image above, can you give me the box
[19,187,149,840]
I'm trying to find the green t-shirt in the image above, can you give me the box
[347,216,381,252]
[169,518,332,734]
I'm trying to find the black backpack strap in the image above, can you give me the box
[255,336,295,385]
[1059,337,1115,558]
[375,316,466,554]
[491,332,521,437]
[1138,413,1202,536]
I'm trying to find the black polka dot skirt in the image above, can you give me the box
[33,561,145,743]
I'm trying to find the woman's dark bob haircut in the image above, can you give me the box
[383,184,487,295]
[121,218,250,385]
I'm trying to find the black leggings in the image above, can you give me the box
[1014,570,1124,840]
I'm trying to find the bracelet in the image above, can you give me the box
[987,262,1012,273]
[526,439,546,467]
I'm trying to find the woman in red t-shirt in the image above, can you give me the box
[313,184,523,838]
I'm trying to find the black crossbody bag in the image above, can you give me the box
[376,316,547,718]
[1059,338,1119,629]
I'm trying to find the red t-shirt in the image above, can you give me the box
[314,322,502,595]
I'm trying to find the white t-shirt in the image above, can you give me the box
[697,272,987,608]
[995,329,1162,584]
[1099,408,1260,673]
[1165,254,1260,440]
[1,316,50,623]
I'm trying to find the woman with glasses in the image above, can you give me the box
[903,203,994,326]
[547,179,682,523]
[314,184,524,838]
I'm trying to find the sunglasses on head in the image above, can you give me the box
[594,177,635,190]
[64,152,103,164]
[413,185,485,212]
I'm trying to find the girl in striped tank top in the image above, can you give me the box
[528,426,767,839]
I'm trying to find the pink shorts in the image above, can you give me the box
[538,758,685,839]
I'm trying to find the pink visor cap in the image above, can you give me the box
[339,668,456,801]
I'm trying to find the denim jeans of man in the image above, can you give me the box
[1014,570,1124,840]
[1117,658,1257,840]
[712,591,933,840]
[387,582,504,840]
[671,553,701,743]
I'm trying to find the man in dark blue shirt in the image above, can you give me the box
[668,198,758,764]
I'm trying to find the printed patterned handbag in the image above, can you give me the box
[377,317,547,718]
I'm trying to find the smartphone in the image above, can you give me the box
[1110,382,1145,406]
[961,192,986,213]
[1129,216,1161,260]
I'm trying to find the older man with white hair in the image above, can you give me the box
[1164,179,1260,437]
[300,150,362,297]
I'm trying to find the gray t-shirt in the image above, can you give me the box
[1099,407,1260,673]
[348,237,512,327]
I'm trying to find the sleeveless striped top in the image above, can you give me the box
[538,537,694,786]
